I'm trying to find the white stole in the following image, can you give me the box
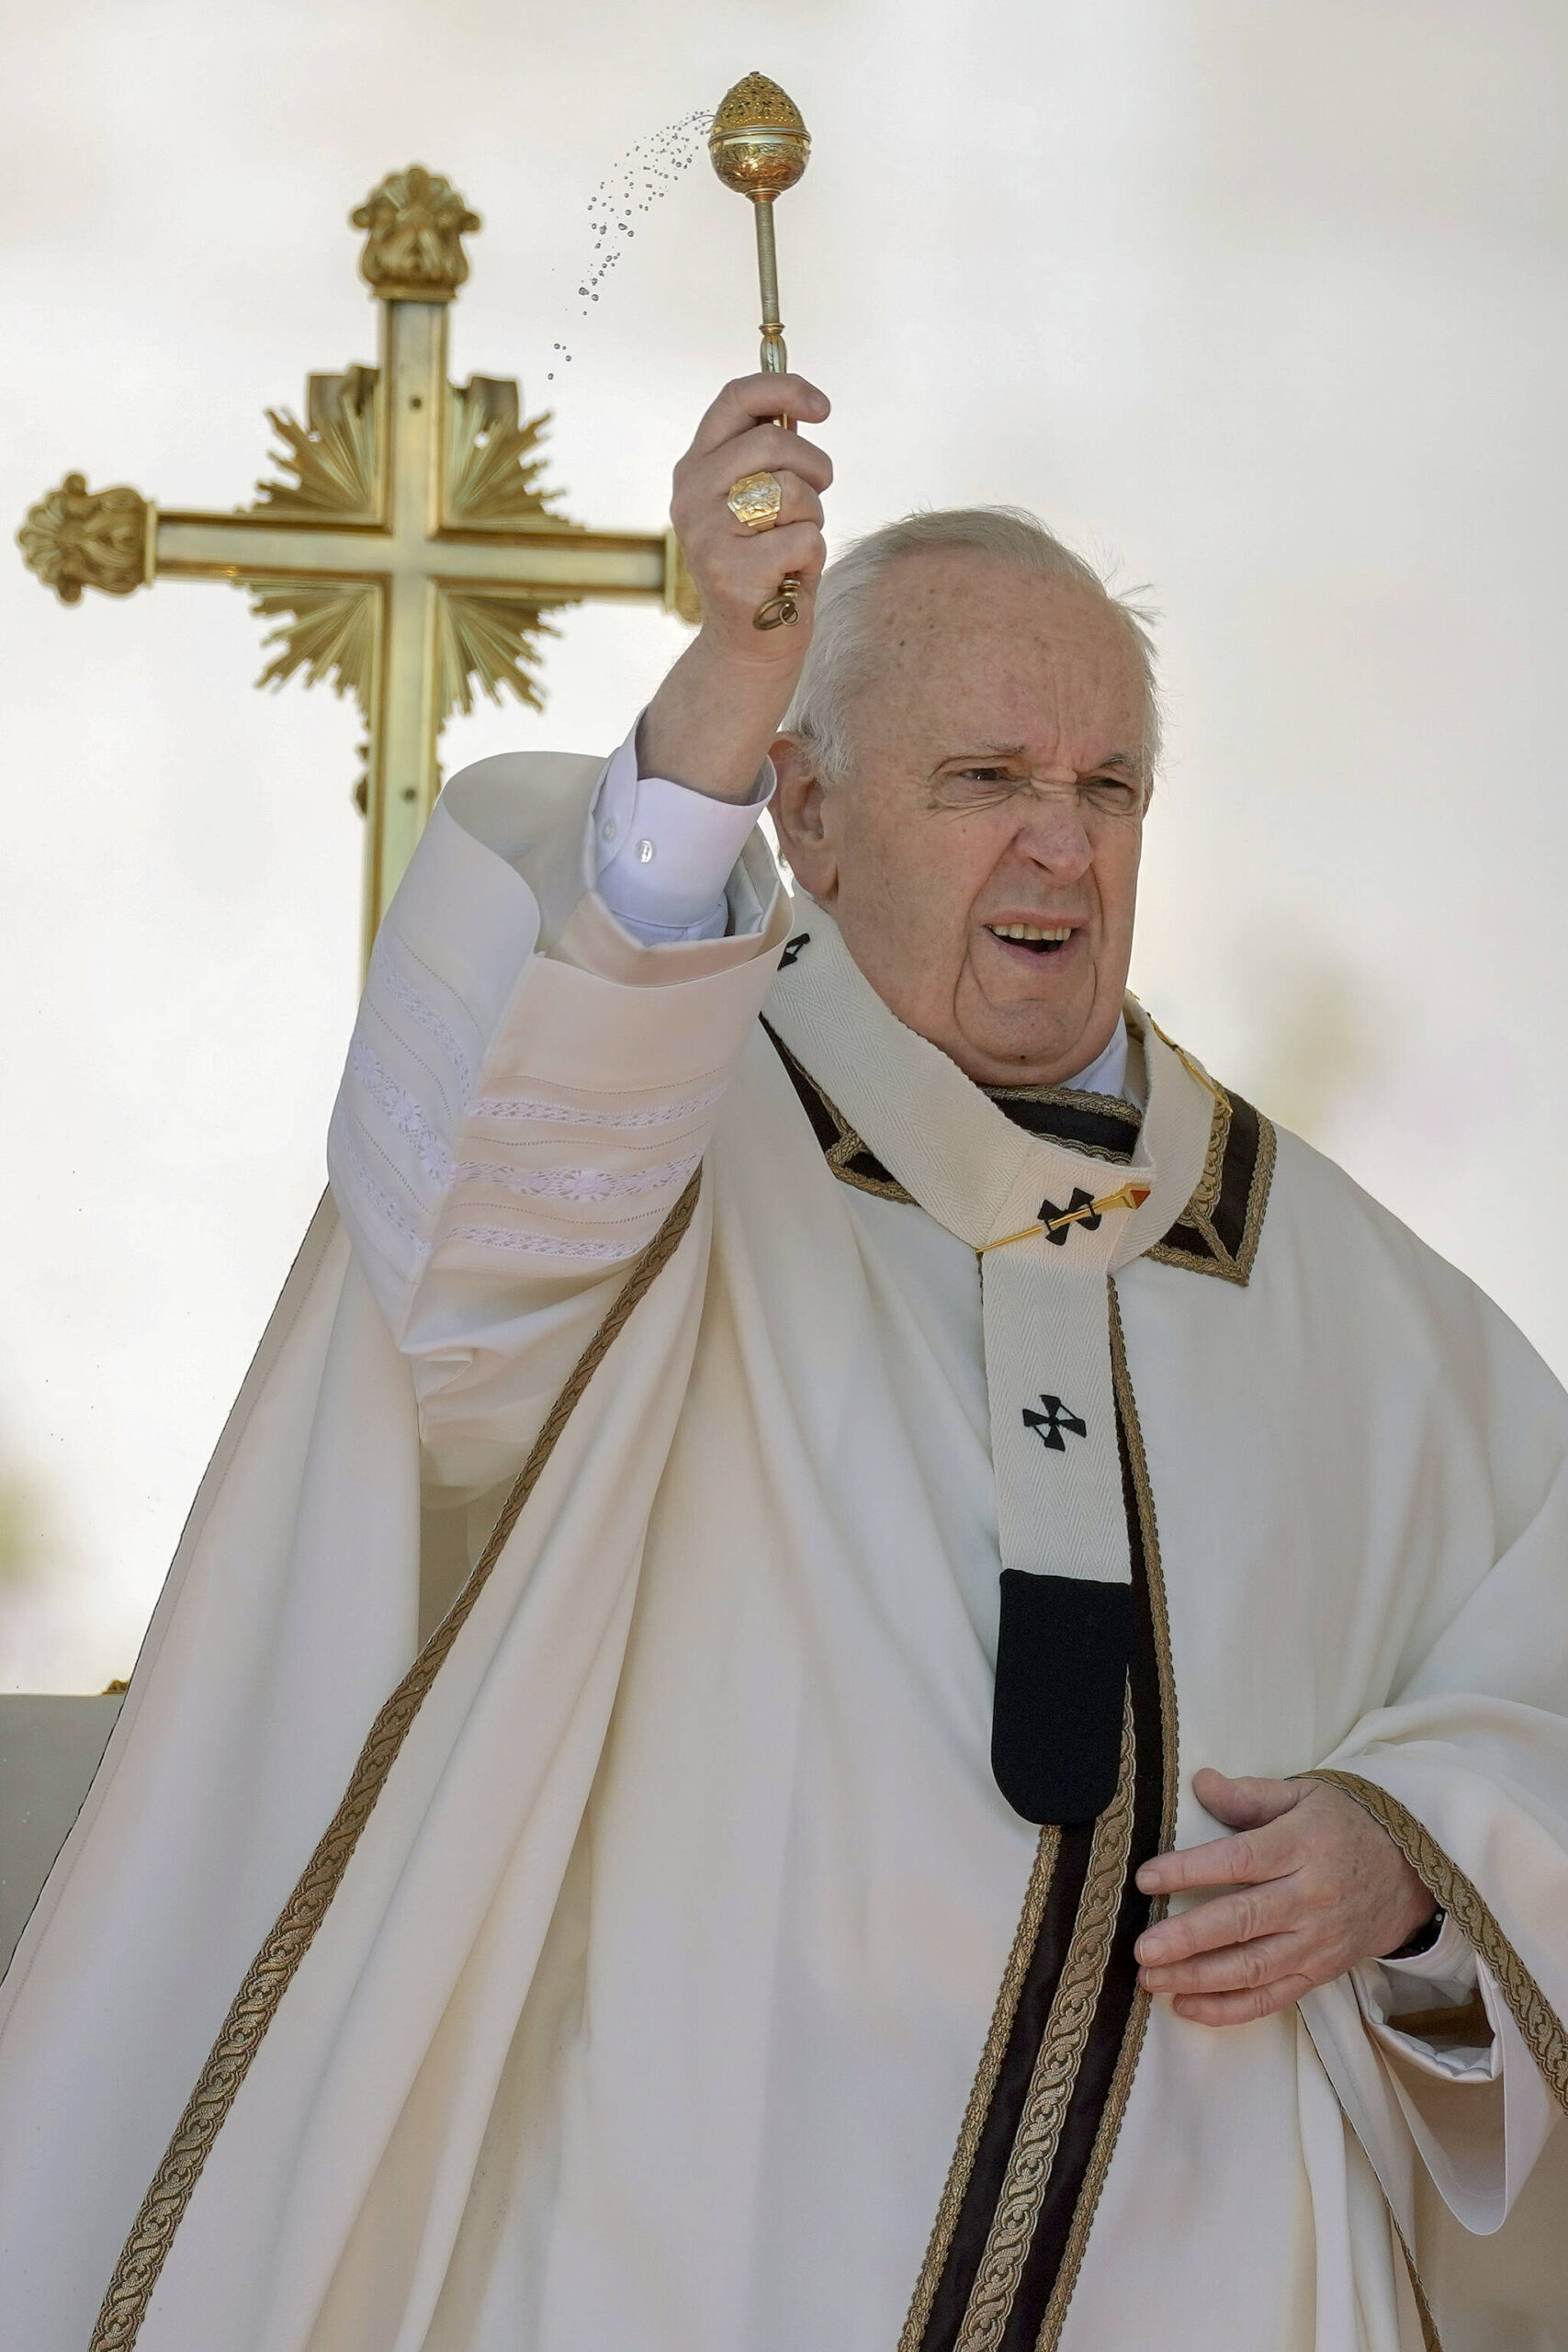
[763,905,1214,1818]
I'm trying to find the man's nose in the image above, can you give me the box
[1013,791,1094,876]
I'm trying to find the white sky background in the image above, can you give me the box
[2,0,1565,1687]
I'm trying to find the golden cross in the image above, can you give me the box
[17,166,699,962]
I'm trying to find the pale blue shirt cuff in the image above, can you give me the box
[590,717,775,944]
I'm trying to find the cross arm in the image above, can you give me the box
[153,511,674,599]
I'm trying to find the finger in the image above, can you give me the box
[722,478,823,538]
[1136,1820,1292,1897]
[1134,1878,1303,1969]
[1139,1929,1315,1998]
[678,469,825,549]
[689,374,830,457]
[1168,1973,1317,2029]
[1192,1769,1305,1831]
[682,421,835,500]
[708,518,828,602]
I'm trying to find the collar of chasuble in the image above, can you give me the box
[763,909,1280,2352]
[763,911,1275,1287]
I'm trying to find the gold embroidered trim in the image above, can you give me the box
[1027,1295,1182,2349]
[760,1019,917,1203]
[983,1081,1141,1163]
[1032,1985,1152,2352]
[1001,1134,1134,1170]
[986,1081,1141,1128]
[1140,1009,1227,1109]
[87,1170,705,2352]
[897,1286,1176,2352]
[827,1123,915,1203]
[897,1826,1063,2352]
[1391,2208,1444,2352]
[1145,1087,1276,1288]
[1234,1106,1277,1276]
[1108,1287,1179,1851]
[1190,1087,1232,1218]
[1309,1770,1568,2118]
[953,1702,1137,2352]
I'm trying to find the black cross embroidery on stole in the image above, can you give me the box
[778,932,810,967]
[1021,1395,1089,1452]
[1039,1187,1101,1246]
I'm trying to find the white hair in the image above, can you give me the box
[780,505,1162,783]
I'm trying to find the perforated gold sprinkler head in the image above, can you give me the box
[708,72,811,199]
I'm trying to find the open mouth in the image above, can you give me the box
[986,923,1074,956]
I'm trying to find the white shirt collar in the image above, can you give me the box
[1062,1017,1131,1104]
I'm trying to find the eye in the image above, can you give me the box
[1081,775,1141,816]
[931,765,1023,811]
[941,765,1023,797]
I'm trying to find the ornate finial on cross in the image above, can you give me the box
[17,167,701,963]
[352,165,481,303]
[17,471,152,603]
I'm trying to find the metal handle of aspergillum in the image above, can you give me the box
[709,74,811,628]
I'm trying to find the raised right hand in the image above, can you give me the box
[638,375,832,801]
[670,372,833,667]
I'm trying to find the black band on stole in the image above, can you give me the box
[901,1390,1170,2352]
[992,1574,1134,1826]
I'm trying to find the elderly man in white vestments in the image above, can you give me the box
[3,372,1567,2352]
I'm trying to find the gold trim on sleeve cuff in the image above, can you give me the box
[1309,1767,1568,2118]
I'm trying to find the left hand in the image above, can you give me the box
[1134,1769,1436,2026]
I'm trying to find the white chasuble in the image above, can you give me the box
[2,750,1567,2352]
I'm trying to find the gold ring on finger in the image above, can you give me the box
[727,470,784,532]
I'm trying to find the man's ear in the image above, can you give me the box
[769,735,839,901]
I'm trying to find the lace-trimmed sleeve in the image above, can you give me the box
[326,769,788,1493]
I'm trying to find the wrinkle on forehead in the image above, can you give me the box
[849,554,1152,777]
